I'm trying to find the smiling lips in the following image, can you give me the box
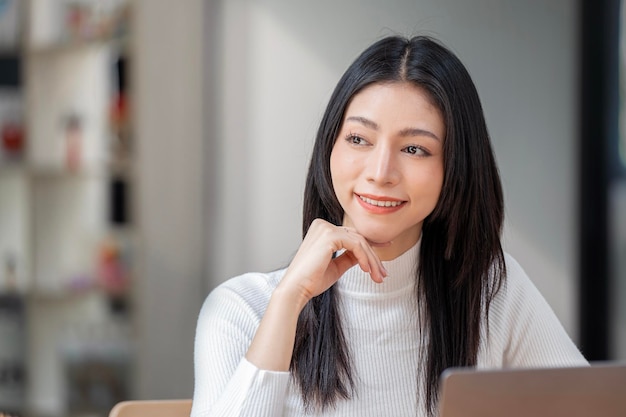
[357,194,406,213]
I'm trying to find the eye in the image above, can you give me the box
[403,145,429,156]
[346,134,367,146]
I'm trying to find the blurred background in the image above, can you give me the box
[0,0,623,416]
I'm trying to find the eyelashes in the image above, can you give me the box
[403,145,431,157]
[343,132,432,157]
[345,133,367,145]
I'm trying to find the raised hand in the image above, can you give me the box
[278,218,388,307]
[245,218,387,371]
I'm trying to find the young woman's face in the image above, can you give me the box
[330,82,445,260]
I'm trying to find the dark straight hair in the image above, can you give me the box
[292,35,506,415]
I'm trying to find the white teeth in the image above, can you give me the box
[359,196,402,207]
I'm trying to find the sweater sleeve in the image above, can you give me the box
[489,254,588,368]
[190,275,291,417]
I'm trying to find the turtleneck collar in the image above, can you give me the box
[337,239,420,297]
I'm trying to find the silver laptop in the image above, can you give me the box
[438,363,626,417]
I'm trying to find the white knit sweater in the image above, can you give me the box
[190,243,587,417]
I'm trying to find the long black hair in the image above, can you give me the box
[292,35,506,415]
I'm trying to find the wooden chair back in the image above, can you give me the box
[109,399,192,417]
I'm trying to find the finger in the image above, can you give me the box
[334,246,382,283]
[336,229,372,273]
[345,229,387,281]
[338,231,386,283]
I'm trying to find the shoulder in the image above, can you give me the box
[211,269,285,300]
[491,252,565,333]
[489,252,554,324]
[486,253,587,366]
[502,252,529,284]
[198,269,286,323]
[497,252,541,300]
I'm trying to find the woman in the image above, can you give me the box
[191,35,586,417]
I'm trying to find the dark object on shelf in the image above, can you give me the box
[0,56,20,87]
[110,176,130,225]
[0,293,26,415]
[108,294,130,316]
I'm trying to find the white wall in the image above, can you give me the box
[134,0,206,399]
[207,0,581,340]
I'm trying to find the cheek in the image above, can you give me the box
[329,145,347,191]
[430,167,445,203]
[412,162,445,200]
[429,164,445,191]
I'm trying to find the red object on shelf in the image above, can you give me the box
[110,93,128,126]
[1,122,25,154]
[96,237,130,296]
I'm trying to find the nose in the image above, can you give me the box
[366,145,400,186]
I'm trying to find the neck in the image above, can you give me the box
[341,217,423,261]
[371,231,422,261]
[338,239,420,295]
[373,241,416,261]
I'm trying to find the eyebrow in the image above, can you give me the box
[345,115,441,142]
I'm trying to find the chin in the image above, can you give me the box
[357,228,397,245]
[358,223,421,249]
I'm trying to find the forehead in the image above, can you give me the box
[342,82,445,135]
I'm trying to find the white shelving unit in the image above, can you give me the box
[0,1,135,416]
[25,39,112,296]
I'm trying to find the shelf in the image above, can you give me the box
[29,165,108,180]
[25,286,131,304]
[0,162,108,180]
[26,35,129,58]
[25,287,99,303]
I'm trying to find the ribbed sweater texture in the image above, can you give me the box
[191,243,587,416]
